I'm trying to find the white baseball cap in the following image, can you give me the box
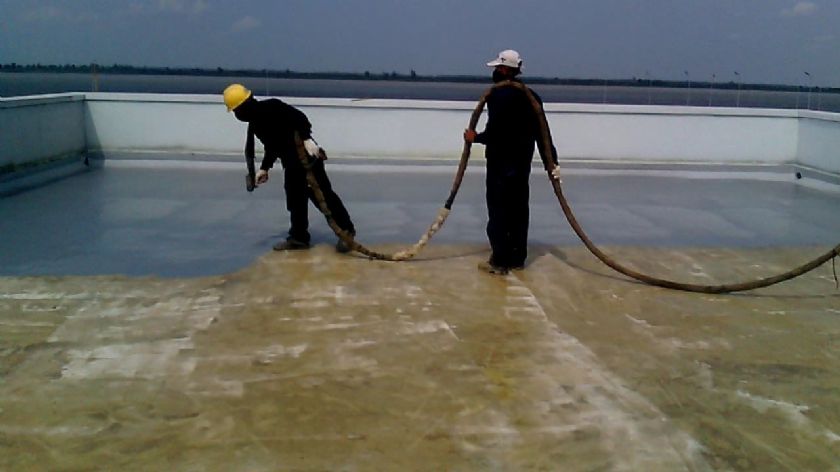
[486,49,523,69]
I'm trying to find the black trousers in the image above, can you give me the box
[282,158,354,244]
[485,167,530,268]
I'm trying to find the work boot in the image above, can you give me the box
[273,237,310,251]
[335,231,355,254]
[477,260,509,275]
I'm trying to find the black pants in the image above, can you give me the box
[282,158,354,244]
[486,167,530,268]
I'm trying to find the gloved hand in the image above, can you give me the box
[463,129,477,143]
[550,166,563,183]
[256,169,269,185]
[303,139,322,159]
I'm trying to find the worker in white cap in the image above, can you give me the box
[223,84,356,253]
[464,50,558,275]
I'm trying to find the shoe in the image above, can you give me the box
[477,260,509,275]
[273,238,310,251]
[335,231,355,254]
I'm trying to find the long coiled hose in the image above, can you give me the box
[291,81,840,293]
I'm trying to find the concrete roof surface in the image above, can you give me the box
[1,244,839,470]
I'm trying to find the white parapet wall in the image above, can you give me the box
[547,104,798,163]
[797,111,840,174]
[2,92,839,175]
[82,94,477,159]
[0,94,86,169]
[82,93,803,165]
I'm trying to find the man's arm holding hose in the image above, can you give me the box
[541,121,561,182]
[463,111,491,146]
[286,104,327,162]
[247,125,274,187]
[531,90,562,182]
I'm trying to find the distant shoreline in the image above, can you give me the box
[4,69,839,111]
[1,63,836,93]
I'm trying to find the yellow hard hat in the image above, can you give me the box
[223,83,252,112]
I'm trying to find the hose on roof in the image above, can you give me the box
[288,83,496,262]
[293,80,840,293]
[292,134,451,262]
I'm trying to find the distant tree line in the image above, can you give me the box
[1,63,836,93]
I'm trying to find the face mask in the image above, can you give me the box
[233,108,250,122]
[233,99,255,122]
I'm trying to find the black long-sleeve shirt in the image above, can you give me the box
[475,80,557,170]
[244,99,313,171]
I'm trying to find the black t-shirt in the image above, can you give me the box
[245,99,313,170]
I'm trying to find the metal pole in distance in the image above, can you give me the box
[816,86,822,111]
[734,71,741,107]
[804,71,812,110]
[708,73,715,106]
[602,77,608,104]
[91,62,99,92]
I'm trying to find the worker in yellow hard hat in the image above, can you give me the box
[223,83,356,252]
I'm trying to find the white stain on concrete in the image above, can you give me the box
[62,339,196,380]
[625,314,655,328]
[669,339,711,350]
[397,320,460,340]
[255,343,308,361]
[21,304,61,312]
[52,288,224,392]
[0,425,109,437]
[503,306,543,319]
[625,314,730,353]
[735,389,840,446]
[736,390,810,425]
[503,286,543,319]
[824,430,840,442]
[0,292,66,300]
[342,339,377,349]
[405,285,423,297]
[689,265,710,278]
[486,278,710,470]
[318,322,362,331]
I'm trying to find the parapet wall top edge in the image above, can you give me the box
[3,92,840,121]
[77,93,823,117]
[0,93,85,108]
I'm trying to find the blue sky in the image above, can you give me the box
[1,0,838,86]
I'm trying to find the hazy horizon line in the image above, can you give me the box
[1,63,837,92]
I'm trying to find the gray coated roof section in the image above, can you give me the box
[1,160,839,277]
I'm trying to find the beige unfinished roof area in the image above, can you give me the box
[2,243,839,470]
